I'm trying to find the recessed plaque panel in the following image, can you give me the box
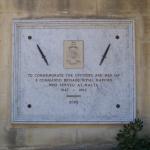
[12,19,135,124]
[64,40,84,69]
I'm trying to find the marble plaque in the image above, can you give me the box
[12,19,136,124]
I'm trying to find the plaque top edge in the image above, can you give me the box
[12,18,134,24]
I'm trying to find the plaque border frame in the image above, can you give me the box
[12,19,136,124]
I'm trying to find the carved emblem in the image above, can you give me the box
[64,40,84,69]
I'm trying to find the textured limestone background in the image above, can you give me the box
[0,0,150,149]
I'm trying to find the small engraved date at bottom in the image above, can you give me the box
[69,100,78,104]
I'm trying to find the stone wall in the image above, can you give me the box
[0,0,150,149]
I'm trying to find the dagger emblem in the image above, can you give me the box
[99,43,111,66]
[37,44,49,66]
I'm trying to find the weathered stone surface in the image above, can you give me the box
[25,128,76,146]
[0,70,10,101]
[0,144,116,150]
[75,127,118,144]
[0,0,97,17]
[97,0,149,15]
[0,93,9,120]
[142,43,150,120]
[143,16,150,41]
[143,43,150,68]
[0,121,10,147]
[0,0,149,149]
[69,0,97,16]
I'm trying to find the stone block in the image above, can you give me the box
[97,0,149,16]
[26,128,76,146]
[143,16,150,41]
[69,0,97,16]
[142,43,150,117]
[0,121,10,147]
[0,0,97,17]
[0,93,9,120]
[75,127,119,144]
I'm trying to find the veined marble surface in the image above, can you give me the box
[12,19,135,124]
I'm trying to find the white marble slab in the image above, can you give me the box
[12,19,135,124]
